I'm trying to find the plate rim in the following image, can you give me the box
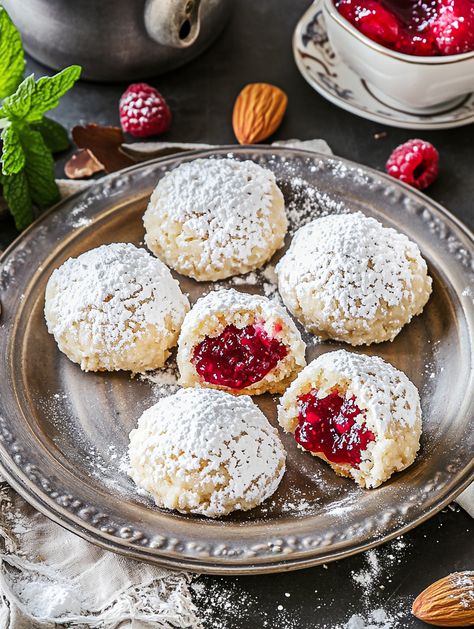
[292,0,474,130]
[1,145,473,575]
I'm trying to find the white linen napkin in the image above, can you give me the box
[0,138,471,628]
[456,483,474,518]
[0,482,200,628]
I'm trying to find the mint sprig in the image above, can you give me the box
[0,66,81,123]
[1,124,25,174]
[20,127,60,208]
[31,116,70,153]
[0,171,32,230]
[0,8,25,99]
[0,8,81,230]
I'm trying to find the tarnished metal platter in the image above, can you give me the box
[0,146,473,574]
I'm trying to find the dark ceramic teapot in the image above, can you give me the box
[3,0,233,81]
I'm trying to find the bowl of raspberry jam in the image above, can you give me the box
[323,0,474,111]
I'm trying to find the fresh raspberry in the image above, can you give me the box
[354,1,400,46]
[386,139,439,190]
[430,0,474,55]
[119,83,171,138]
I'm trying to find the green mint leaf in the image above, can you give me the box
[0,74,35,121]
[19,127,60,208]
[1,169,33,230]
[1,124,25,174]
[26,65,82,121]
[0,8,25,98]
[0,66,81,123]
[31,116,70,153]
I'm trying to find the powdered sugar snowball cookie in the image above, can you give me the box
[177,288,306,395]
[44,243,189,373]
[278,350,422,488]
[128,388,286,517]
[276,212,432,345]
[143,158,288,281]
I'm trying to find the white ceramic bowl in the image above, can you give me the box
[323,0,474,112]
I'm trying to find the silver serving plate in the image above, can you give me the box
[0,147,473,574]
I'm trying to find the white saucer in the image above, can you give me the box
[293,0,474,130]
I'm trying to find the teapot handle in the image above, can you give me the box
[144,0,201,49]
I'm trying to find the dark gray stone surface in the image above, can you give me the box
[0,0,473,626]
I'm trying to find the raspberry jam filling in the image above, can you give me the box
[334,0,474,56]
[295,389,376,467]
[192,323,288,390]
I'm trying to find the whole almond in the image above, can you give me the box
[232,83,288,145]
[412,571,474,627]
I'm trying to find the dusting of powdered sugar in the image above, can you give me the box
[336,608,405,628]
[44,243,189,355]
[332,539,411,628]
[191,578,300,629]
[349,538,409,597]
[279,494,313,514]
[449,571,474,609]
[128,388,286,517]
[276,212,431,321]
[191,535,412,629]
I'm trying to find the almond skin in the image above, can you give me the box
[232,83,288,145]
[412,571,474,627]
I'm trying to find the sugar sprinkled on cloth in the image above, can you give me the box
[0,482,200,628]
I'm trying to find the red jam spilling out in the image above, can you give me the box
[295,389,376,467]
[334,0,474,56]
[192,323,288,390]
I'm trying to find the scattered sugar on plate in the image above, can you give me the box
[139,359,180,399]
[230,271,259,286]
[284,175,347,235]
[224,263,282,304]
[461,286,474,303]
